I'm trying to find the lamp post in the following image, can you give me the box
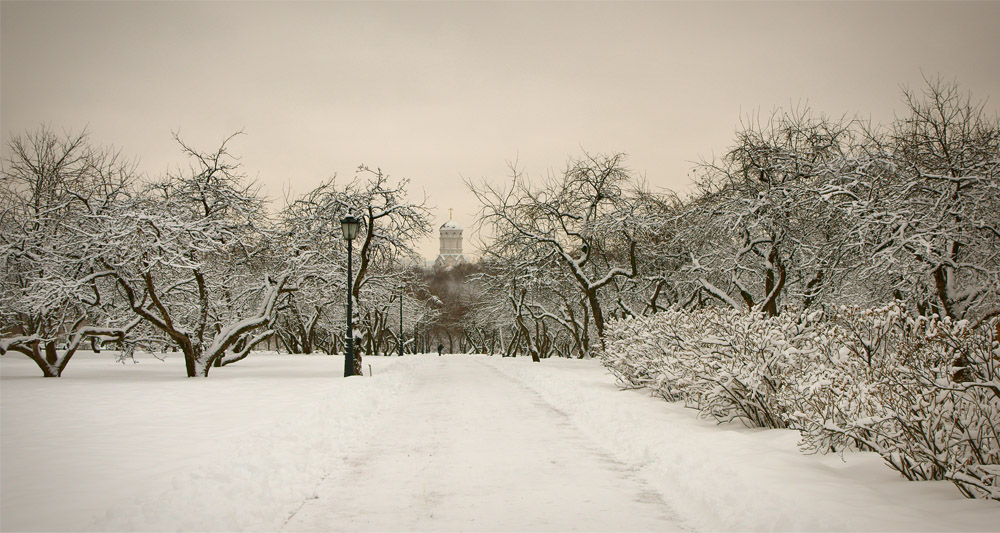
[399,286,404,356]
[340,215,361,377]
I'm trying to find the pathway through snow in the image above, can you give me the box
[282,356,686,531]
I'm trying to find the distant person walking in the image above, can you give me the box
[437,344,444,357]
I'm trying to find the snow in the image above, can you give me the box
[1,352,409,532]
[2,352,998,532]
[485,357,1000,532]
[284,355,683,531]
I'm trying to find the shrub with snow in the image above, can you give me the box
[601,304,999,500]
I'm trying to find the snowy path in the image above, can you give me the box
[282,356,686,532]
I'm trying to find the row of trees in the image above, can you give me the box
[461,76,997,500]
[1,130,442,377]
[467,78,998,360]
[2,77,997,373]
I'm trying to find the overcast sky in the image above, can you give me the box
[3,1,999,260]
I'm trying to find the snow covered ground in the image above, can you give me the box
[2,352,998,532]
[487,356,1000,532]
[283,355,683,531]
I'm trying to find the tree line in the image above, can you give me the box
[0,129,443,376]
[470,77,997,360]
[2,77,997,374]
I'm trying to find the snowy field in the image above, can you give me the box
[2,352,998,532]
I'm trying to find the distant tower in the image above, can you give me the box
[435,208,466,267]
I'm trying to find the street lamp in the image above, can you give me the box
[399,285,404,357]
[341,215,361,377]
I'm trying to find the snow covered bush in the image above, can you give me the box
[601,307,810,428]
[806,305,1000,500]
[601,304,1000,500]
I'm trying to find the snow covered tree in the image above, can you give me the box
[613,190,697,316]
[470,153,647,351]
[856,78,1000,324]
[95,133,298,377]
[676,108,869,315]
[0,128,139,376]
[274,184,349,355]
[382,270,433,355]
[274,166,431,367]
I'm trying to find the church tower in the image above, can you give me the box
[435,209,465,267]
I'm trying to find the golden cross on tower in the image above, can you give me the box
[449,208,453,220]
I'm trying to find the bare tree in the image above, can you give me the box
[676,108,868,316]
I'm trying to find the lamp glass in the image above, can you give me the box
[340,215,361,241]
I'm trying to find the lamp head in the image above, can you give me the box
[340,215,361,241]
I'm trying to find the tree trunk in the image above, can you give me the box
[585,289,606,349]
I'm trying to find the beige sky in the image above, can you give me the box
[3,1,999,260]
